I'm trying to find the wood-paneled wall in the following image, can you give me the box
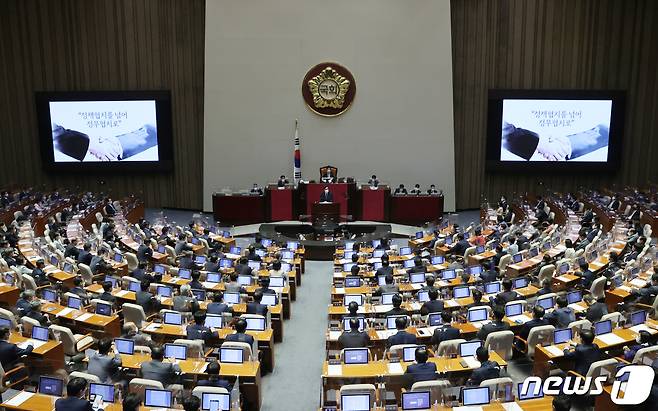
[0,0,205,209]
[451,0,658,209]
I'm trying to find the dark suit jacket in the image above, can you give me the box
[207,302,230,315]
[431,325,460,346]
[581,270,596,289]
[198,377,232,391]
[494,291,519,306]
[476,320,510,342]
[64,244,80,259]
[519,318,548,342]
[137,245,153,262]
[585,302,608,323]
[468,360,501,385]
[385,307,409,317]
[186,324,217,342]
[452,240,471,257]
[319,191,334,202]
[135,291,159,314]
[375,266,394,278]
[226,332,255,347]
[480,270,498,283]
[387,330,417,348]
[564,343,602,376]
[77,250,93,265]
[0,340,33,369]
[338,331,370,348]
[405,362,437,386]
[420,300,444,316]
[55,397,94,411]
[246,302,268,316]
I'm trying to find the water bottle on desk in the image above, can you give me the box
[230,376,240,410]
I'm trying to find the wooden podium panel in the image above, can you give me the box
[390,195,444,224]
[266,186,294,221]
[212,194,265,224]
[359,186,389,221]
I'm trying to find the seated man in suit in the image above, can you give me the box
[493,279,520,307]
[467,290,488,310]
[431,311,460,346]
[427,184,440,195]
[477,306,510,342]
[136,280,160,315]
[632,272,658,305]
[321,168,336,183]
[536,279,553,297]
[257,277,277,295]
[77,243,93,266]
[385,294,408,317]
[404,346,437,387]
[393,184,408,195]
[189,270,204,290]
[31,259,49,286]
[198,361,232,391]
[375,274,399,296]
[26,300,50,326]
[246,289,269,316]
[409,184,422,195]
[225,318,255,347]
[55,377,94,411]
[517,306,548,350]
[368,175,379,187]
[207,292,232,315]
[584,295,608,323]
[87,338,122,384]
[420,289,444,316]
[187,312,219,343]
[420,275,437,293]
[178,250,195,270]
[250,183,263,195]
[141,346,181,387]
[467,347,501,385]
[451,233,471,257]
[375,254,394,278]
[277,175,289,188]
[0,326,33,370]
[99,281,117,305]
[338,318,370,349]
[343,301,365,321]
[64,238,80,259]
[387,316,417,348]
[136,238,153,263]
[545,296,576,329]
[563,329,602,376]
[319,186,333,202]
[15,289,35,317]
[480,263,499,284]
[90,248,112,275]
[406,257,426,276]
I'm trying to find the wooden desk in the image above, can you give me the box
[9,332,65,373]
[40,301,121,337]
[0,282,20,307]
[140,323,275,375]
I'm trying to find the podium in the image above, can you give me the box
[311,202,340,225]
[301,182,354,217]
[266,185,294,221]
[359,185,389,221]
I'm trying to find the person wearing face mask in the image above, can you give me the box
[319,186,333,202]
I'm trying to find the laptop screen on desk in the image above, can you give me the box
[517,381,544,400]
[281,250,294,260]
[428,313,443,326]
[454,286,470,299]
[163,311,182,325]
[144,389,172,408]
[157,286,172,297]
[224,292,240,305]
[462,386,490,406]
[204,314,223,329]
[343,317,366,332]
[42,288,57,302]
[219,258,233,268]
[594,320,612,335]
[63,263,73,273]
[50,255,59,266]
[417,290,429,302]
[206,272,221,283]
[476,245,486,254]
[468,308,488,322]
[89,383,115,403]
[194,255,207,265]
[129,281,141,292]
[192,289,206,301]
[484,282,501,294]
[286,241,299,251]
[512,253,523,263]
[261,294,277,306]
[386,315,406,330]
[505,303,523,317]
[343,263,356,272]
[67,296,82,309]
[416,231,424,239]
[468,265,482,276]
[431,255,445,265]
[157,245,166,254]
[537,296,555,310]
[248,261,261,271]
[402,391,431,410]
[202,393,230,411]
[245,317,266,331]
[372,249,385,258]
[512,277,529,289]
[402,345,424,362]
[96,302,112,316]
[631,310,647,326]
[237,275,252,286]
[104,276,118,288]
[229,247,241,254]
[344,276,361,288]
[39,376,64,396]
[528,248,539,258]
[113,253,122,263]
[381,293,395,305]
[344,294,363,306]
[114,338,134,355]
[567,291,582,304]
[400,247,412,256]
[178,268,192,279]
[261,239,273,247]
[442,269,456,280]
[32,325,49,341]
[404,260,415,268]
[343,348,369,364]
[554,328,573,344]
[559,263,569,274]
[164,343,187,360]
[219,347,244,363]
[459,340,483,357]
[543,241,552,250]
[410,273,426,284]
[269,276,285,288]
[341,393,370,411]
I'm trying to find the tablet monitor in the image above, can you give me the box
[39,376,64,396]
[157,285,172,297]
[340,393,370,411]
[467,308,488,322]
[343,348,369,364]
[178,268,192,279]
[32,325,49,341]
[594,320,612,335]
[505,303,523,317]
[67,295,82,309]
[567,291,582,304]
[89,383,115,403]
[96,302,112,316]
[517,381,544,400]
[114,338,134,355]
[204,314,223,329]
[245,317,266,331]
[484,282,501,294]
[219,347,244,363]
[163,311,182,325]
[164,343,187,360]
[453,286,470,299]
[410,273,426,284]
[537,296,555,310]
[462,387,490,406]
[554,328,573,344]
[401,391,431,410]
[631,310,647,326]
[427,313,443,326]
[144,389,172,408]
[202,393,230,411]
[344,294,364,306]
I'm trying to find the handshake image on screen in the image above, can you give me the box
[52,124,157,162]
[501,122,610,161]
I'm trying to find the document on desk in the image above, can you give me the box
[17,339,47,349]
[387,362,404,375]
[201,282,216,289]
[502,402,524,411]
[373,304,393,313]
[568,303,586,312]
[116,290,131,297]
[327,364,342,376]
[545,345,565,357]
[56,307,74,317]
[631,278,647,288]
[556,275,572,282]
[144,323,162,332]
[471,320,491,329]
[76,313,94,322]
[617,285,632,293]
[376,330,397,339]
[631,324,658,334]
[410,283,422,290]
[597,333,625,345]
[445,299,460,308]
[508,314,531,324]
[4,391,34,407]
[462,356,481,369]
[224,253,240,259]
[407,302,422,311]
[328,331,341,340]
